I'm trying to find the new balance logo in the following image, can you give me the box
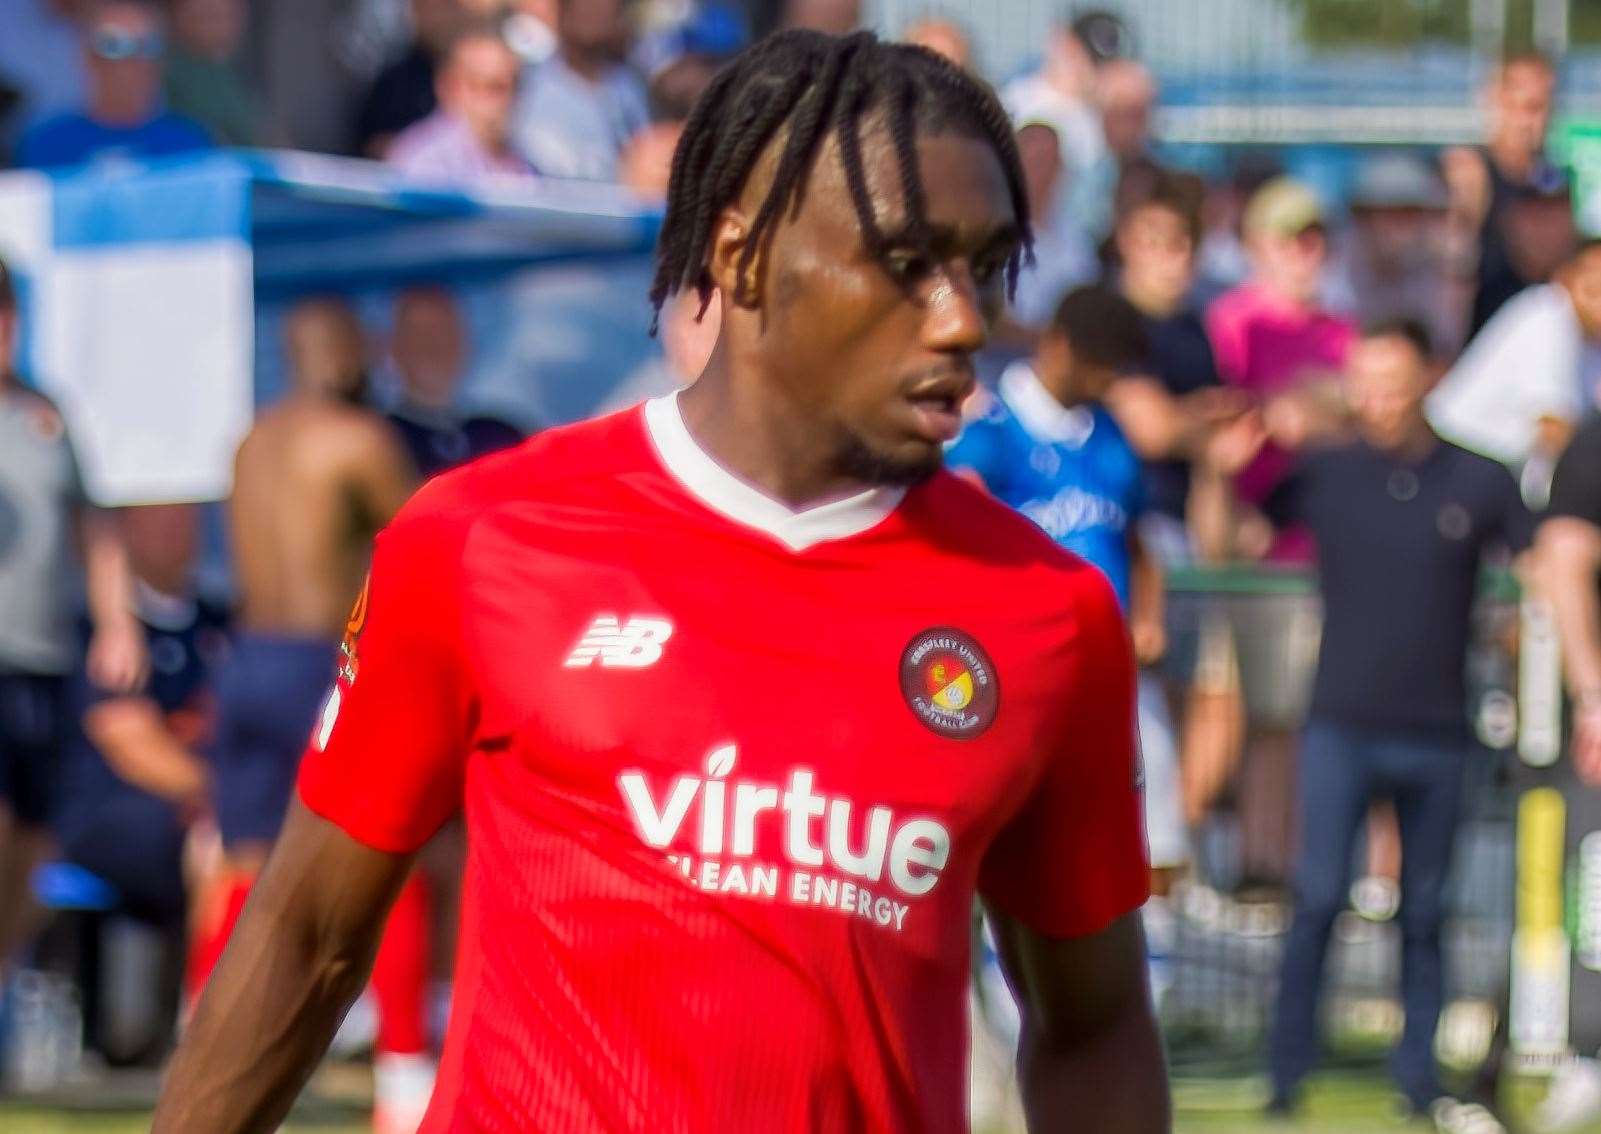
[564,615,674,669]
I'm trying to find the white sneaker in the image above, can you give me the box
[1430,1097,1507,1134]
[1532,1058,1601,1133]
[372,1052,437,1134]
[1350,875,1400,922]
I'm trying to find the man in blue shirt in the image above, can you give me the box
[949,284,1187,900]
[18,0,211,170]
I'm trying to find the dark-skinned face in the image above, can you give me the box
[723,124,1020,485]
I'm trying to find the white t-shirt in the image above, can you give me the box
[1427,283,1601,465]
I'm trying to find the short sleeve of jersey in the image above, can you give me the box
[1548,420,1601,529]
[296,487,477,854]
[979,571,1149,938]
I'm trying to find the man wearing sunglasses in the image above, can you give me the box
[17,0,211,170]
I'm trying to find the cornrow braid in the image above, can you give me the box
[648,28,1034,332]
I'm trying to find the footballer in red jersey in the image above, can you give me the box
[155,29,1168,1134]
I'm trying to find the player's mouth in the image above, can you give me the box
[902,373,973,444]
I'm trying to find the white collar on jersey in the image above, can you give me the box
[642,392,906,552]
[999,361,1095,448]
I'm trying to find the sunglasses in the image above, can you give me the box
[90,27,164,61]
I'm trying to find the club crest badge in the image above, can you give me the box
[900,627,999,739]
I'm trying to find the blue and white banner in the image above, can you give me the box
[0,151,661,504]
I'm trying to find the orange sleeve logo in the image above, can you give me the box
[338,575,370,684]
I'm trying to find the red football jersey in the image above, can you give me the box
[298,394,1148,1134]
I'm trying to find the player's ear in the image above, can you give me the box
[707,205,763,311]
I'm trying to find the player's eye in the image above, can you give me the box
[884,248,934,283]
[973,254,1007,287]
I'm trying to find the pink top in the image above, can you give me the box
[386,111,538,185]
[1205,284,1356,561]
[1205,283,1355,393]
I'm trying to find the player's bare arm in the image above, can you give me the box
[991,910,1172,1133]
[152,800,414,1133]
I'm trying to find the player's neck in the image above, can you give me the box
[678,363,877,509]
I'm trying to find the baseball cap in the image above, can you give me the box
[1243,176,1324,239]
[1350,153,1446,211]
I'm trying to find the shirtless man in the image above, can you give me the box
[193,298,414,993]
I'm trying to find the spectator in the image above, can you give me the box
[1332,152,1460,359]
[0,0,88,159]
[1543,415,1601,788]
[781,0,862,35]
[387,26,536,184]
[1006,121,1097,335]
[902,15,972,71]
[1206,176,1355,557]
[51,504,225,1061]
[1443,51,1566,340]
[1528,417,1601,1132]
[1193,320,1533,1121]
[0,255,145,976]
[620,3,745,201]
[511,0,647,182]
[1003,10,1131,241]
[384,286,524,478]
[17,0,212,170]
[356,0,466,159]
[162,0,265,147]
[1104,177,1230,553]
[1428,238,1601,474]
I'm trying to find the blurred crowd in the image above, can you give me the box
[10,1,1601,1131]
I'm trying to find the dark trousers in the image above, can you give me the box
[1268,721,1467,1109]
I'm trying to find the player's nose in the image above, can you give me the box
[921,264,986,356]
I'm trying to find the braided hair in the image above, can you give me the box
[648,29,1033,331]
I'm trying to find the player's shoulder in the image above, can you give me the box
[913,470,1120,603]
[387,406,646,532]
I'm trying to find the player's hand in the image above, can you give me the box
[88,618,149,694]
[1131,615,1167,667]
[1575,702,1601,788]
